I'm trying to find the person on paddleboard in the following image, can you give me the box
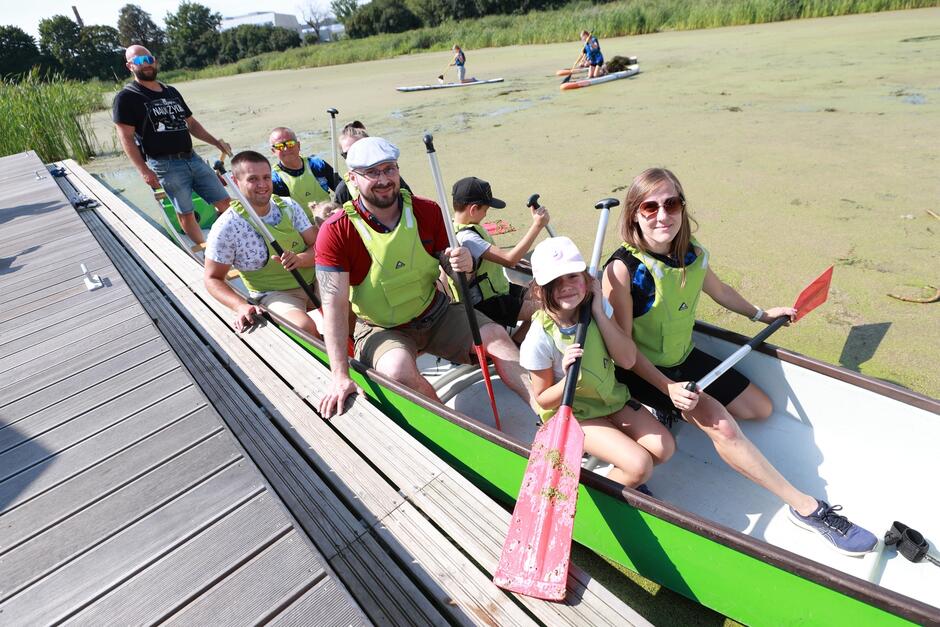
[113,45,232,246]
[576,30,605,79]
[448,45,472,83]
[521,236,674,490]
[602,168,877,555]
[315,137,535,418]
[449,177,549,341]
[268,126,338,221]
[204,151,322,338]
[334,121,413,206]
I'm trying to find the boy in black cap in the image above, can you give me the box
[451,176,551,339]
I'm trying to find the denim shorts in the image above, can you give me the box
[149,153,228,215]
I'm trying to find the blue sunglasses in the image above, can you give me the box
[129,55,155,65]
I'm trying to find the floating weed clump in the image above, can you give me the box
[0,71,105,164]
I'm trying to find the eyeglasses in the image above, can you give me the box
[271,139,299,151]
[638,196,684,219]
[129,55,155,66]
[354,164,399,181]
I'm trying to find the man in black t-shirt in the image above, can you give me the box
[113,45,232,245]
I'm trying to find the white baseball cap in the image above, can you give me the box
[345,136,399,170]
[531,236,586,285]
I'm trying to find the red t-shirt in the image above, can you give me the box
[315,195,450,286]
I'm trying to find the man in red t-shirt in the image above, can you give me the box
[315,137,533,418]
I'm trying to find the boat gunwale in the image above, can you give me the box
[267,312,940,626]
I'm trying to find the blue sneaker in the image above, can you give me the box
[635,483,654,497]
[788,500,877,556]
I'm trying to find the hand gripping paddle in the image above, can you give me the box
[526,193,557,238]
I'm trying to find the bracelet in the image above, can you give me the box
[750,307,764,322]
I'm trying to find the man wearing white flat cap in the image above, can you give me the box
[315,137,534,418]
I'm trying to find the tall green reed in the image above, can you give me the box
[0,71,105,164]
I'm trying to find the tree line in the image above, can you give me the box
[0,2,306,81]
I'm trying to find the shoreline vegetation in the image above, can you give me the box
[160,0,936,83]
[0,72,105,164]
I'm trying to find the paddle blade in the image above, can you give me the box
[474,345,501,431]
[793,265,833,322]
[494,406,584,600]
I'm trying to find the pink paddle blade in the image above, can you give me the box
[483,220,516,235]
[493,406,584,600]
[793,265,833,322]
[474,344,501,431]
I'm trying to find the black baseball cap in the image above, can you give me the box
[452,177,506,209]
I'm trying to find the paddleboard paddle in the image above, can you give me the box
[687,266,834,393]
[494,196,619,600]
[527,193,557,238]
[423,133,502,431]
[221,171,321,310]
[326,108,340,188]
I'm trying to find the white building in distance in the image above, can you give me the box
[220,12,302,32]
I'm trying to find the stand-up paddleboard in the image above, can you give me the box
[397,78,504,92]
[560,65,639,91]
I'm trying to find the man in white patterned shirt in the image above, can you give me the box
[204,150,320,337]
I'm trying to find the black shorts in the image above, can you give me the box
[615,347,750,412]
[474,284,527,328]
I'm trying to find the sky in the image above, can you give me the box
[3,0,334,38]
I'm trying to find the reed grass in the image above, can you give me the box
[160,0,936,82]
[0,72,105,163]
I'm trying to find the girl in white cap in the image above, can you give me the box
[519,236,675,491]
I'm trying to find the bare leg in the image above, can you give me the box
[510,299,538,344]
[607,404,676,465]
[178,212,205,245]
[581,417,655,487]
[479,323,536,410]
[374,346,441,402]
[726,383,773,421]
[279,307,322,340]
[685,394,817,515]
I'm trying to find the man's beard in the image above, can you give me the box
[360,181,400,210]
[133,66,158,81]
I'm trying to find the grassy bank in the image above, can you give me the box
[160,0,937,82]
[0,73,106,163]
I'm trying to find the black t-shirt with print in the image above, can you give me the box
[112,81,193,158]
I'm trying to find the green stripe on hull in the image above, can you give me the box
[281,326,912,627]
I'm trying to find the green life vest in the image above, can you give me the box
[623,239,708,367]
[273,161,330,222]
[232,196,315,294]
[345,190,440,328]
[343,170,360,201]
[447,223,511,304]
[533,309,629,423]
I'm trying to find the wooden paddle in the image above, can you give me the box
[423,133,502,431]
[687,265,833,393]
[494,196,619,601]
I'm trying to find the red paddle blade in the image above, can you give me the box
[793,265,833,322]
[494,406,584,600]
[474,345,501,431]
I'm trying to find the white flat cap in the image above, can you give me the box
[346,137,400,170]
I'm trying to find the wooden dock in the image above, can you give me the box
[1,150,651,625]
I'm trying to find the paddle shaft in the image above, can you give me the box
[688,315,788,392]
[560,199,616,406]
[423,133,501,430]
[526,193,556,238]
[221,172,320,307]
[326,108,340,184]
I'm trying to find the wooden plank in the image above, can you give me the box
[0,299,139,360]
[0,259,117,317]
[0,432,244,599]
[4,252,110,302]
[0,325,157,404]
[0,338,169,423]
[0,269,127,327]
[163,532,326,626]
[266,576,370,627]
[0,353,179,453]
[0,228,90,258]
[62,495,294,626]
[0,311,150,378]
[80,207,446,624]
[0,240,107,289]
[0,462,265,625]
[0,289,134,348]
[0,401,216,551]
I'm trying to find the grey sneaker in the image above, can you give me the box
[789,500,877,556]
